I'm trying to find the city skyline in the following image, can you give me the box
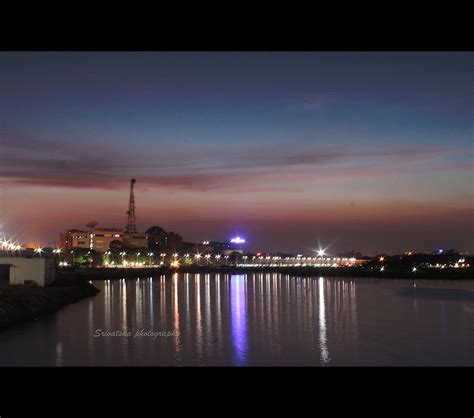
[0,52,472,254]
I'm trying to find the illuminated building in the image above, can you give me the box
[89,227,124,252]
[209,240,244,255]
[59,226,148,253]
[189,239,245,256]
[59,229,89,251]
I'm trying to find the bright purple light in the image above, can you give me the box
[230,275,248,365]
[230,237,246,244]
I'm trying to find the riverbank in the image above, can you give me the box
[60,265,474,280]
[0,279,99,331]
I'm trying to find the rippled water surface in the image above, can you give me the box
[1,274,473,366]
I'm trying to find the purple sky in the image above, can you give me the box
[0,52,472,254]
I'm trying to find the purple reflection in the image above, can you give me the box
[230,275,248,366]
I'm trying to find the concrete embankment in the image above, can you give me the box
[0,279,99,331]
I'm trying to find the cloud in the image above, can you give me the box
[0,130,456,192]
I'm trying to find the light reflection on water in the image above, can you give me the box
[230,275,248,365]
[318,277,329,364]
[0,275,473,366]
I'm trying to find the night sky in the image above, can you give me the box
[0,52,472,254]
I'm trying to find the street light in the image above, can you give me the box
[104,251,110,265]
[205,254,211,266]
[160,253,166,264]
[53,248,62,263]
[224,255,229,266]
[70,250,75,266]
[148,252,154,266]
[195,253,201,266]
[34,247,43,257]
[136,252,141,263]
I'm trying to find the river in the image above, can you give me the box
[1,273,473,366]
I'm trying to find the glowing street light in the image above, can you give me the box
[148,252,154,265]
[53,248,62,263]
[34,247,43,257]
[170,260,180,268]
[412,267,417,272]
[317,249,326,258]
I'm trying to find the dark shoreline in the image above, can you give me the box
[0,280,99,331]
[63,265,474,281]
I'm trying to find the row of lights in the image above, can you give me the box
[379,266,417,272]
[0,239,23,252]
[238,263,344,268]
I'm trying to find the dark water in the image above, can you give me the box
[1,274,473,366]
